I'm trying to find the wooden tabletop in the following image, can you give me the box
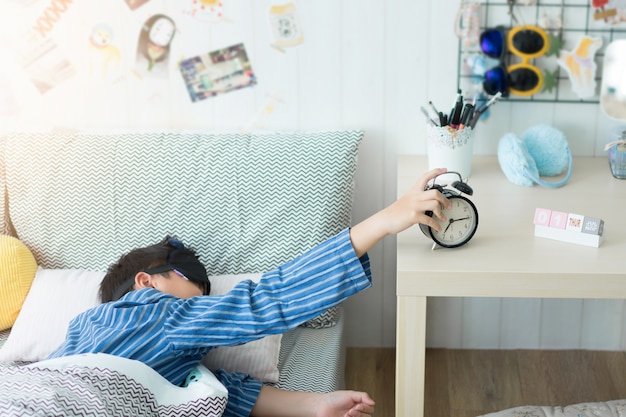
[396,155,626,299]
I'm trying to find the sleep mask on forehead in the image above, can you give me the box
[143,238,210,292]
[111,237,209,301]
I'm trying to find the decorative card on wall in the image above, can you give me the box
[31,0,77,38]
[87,22,122,79]
[268,2,304,52]
[133,14,176,79]
[183,0,227,23]
[124,0,152,11]
[179,43,257,102]
[12,32,76,94]
[557,35,603,99]
[592,0,626,25]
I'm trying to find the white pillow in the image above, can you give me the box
[202,273,283,383]
[0,268,104,362]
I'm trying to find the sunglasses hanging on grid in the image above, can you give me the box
[480,24,550,97]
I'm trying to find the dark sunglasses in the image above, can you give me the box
[480,25,549,97]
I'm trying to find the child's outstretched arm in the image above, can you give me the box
[349,168,451,258]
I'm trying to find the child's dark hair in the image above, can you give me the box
[99,236,174,303]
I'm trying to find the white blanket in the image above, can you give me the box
[0,353,228,416]
[479,401,626,417]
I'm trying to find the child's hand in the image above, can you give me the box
[314,390,375,417]
[349,168,451,257]
[380,167,451,235]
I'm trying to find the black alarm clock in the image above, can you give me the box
[418,171,478,249]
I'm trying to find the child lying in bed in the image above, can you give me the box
[48,168,451,417]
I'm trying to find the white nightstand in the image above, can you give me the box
[395,156,626,417]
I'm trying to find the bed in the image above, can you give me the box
[477,401,626,417]
[0,129,363,415]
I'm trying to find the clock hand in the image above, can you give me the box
[451,216,470,222]
[443,216,469,233]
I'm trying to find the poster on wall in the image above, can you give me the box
[12,33,76,94]
[268,2,304,52]
[179,43,257,102]
[592,0,626,25]
[133,14,176,79]
[124,0,152,11]
[182,0,228,23]
[87,22,123,79]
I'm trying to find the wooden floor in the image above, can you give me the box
[345,348,626,417]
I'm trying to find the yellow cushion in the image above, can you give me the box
[0,235,38,330]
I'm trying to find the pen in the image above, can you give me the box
[437,111,446,126]
[449,89,464,129]
[420,105,438,126]
[469,92,502,129]
[429,101,447,126]
[429,101,440,116]
[458,103,474,131]
[449,104,462,128]
[478,91,502,112]
[482,91,502,111]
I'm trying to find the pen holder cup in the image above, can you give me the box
[426,124,474,182]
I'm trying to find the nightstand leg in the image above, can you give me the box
[396,295,427,417]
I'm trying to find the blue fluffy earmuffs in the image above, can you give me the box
[497,124,572,188]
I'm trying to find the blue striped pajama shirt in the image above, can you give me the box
[48,228,372,417]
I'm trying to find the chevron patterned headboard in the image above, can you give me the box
[0,130,363,274]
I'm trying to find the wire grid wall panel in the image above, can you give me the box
[457,0,626,104]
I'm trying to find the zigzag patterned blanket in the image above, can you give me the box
[0,354,228,417]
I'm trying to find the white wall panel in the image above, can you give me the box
[296,2,343,130]
[540,299,584,349]
[462,298,502,349]
[552,103,599,156]
[340,0,387,347]
[500,298,542,349]
[581,299,625,350]
[426,298,464,348]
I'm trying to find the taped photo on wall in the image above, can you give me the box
[179,43,257,103]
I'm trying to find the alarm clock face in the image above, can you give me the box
[427,195,478,248]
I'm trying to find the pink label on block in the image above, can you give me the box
[533,208,552,226]
[549,211,568,229]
